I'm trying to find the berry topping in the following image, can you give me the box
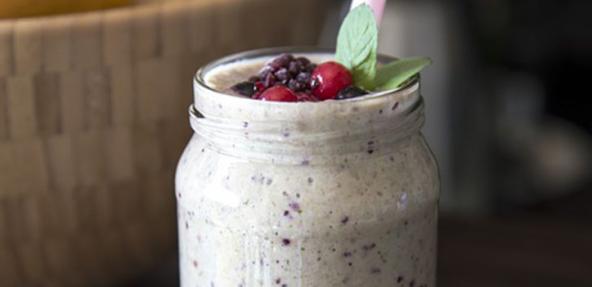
[254,81,265,93]
[259,86,298,102]
[257,54,316,93]
[310,61,353,100]
[269,53,293,69]
[336,86,369,100]
[229,54,371,102]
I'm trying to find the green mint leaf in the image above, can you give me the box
[375,57,432,90]
[335,4,378,90]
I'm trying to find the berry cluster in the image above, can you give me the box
[231,54,368,102]
[258,54,316,93]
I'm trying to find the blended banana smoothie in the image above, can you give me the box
[175,49,439,287]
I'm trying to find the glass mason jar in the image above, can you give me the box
[175,48,439,287]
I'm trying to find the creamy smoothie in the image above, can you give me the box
[175,49,439,287]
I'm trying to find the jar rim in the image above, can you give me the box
[192,46,423,126]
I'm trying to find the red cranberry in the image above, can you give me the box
[310,61,352,100]
[254,81,265,92]
[259,86,298,102]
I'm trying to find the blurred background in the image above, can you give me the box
[0,0,590,286]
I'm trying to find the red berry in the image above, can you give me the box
[310,61,353,100]
[254,81,265,92]
[259,86,298,102]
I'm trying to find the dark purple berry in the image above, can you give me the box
[288,61,301,75]
[238,54,330,102]
[335,86,369,100]
[296,57,310,66]
[269,53,293,69]
[231,81,256,97]
[288,79,303,91]
[296,72,311,83]
[264,73,276,87]
[258,66,273,79]
[275,68,290,83]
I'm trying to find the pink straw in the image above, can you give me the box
[350,0,386,24]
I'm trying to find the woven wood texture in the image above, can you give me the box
[0,0,327,286]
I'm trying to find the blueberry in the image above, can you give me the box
[258,66,273,79]
[296,72,311,83]
[264,73,276,88]
[296,57,310,66]
[288,79,303,91]
[335,86,369,100]
[288,61,301,75]
[231,81,256,97]
[275,68,290,83]
[269,53,293,69]
[236,54,323,101]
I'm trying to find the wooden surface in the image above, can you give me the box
[0,0,130,19]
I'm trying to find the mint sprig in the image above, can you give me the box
[375,57,432,90]
[335,5,431,92]
[335,4,377,90]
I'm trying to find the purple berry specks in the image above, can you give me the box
[288,202,302,213]
[341,216,350,225]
